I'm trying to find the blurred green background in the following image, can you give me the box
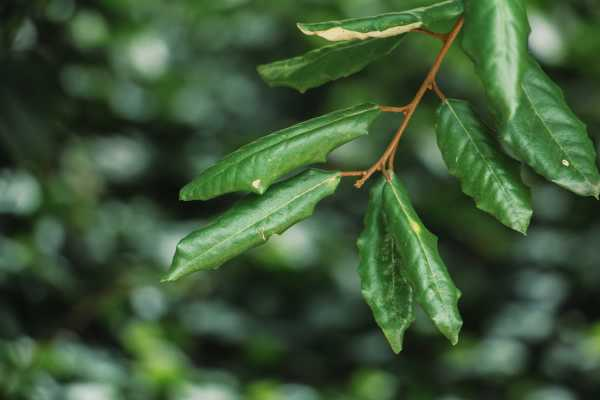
[1,0,600,399]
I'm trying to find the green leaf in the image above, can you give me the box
[257,37,403,93]
[164,169,340,282]
[297,0,463,42]
[462,0,600,197]
[462,0,530,119]
[382,173,462,345]
[180,104,380,201]
[357,178,415,354]
[502,59,600,197]
[435,99,533,234]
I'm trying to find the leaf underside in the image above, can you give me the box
[462,0,600,197]
[257,36,404,93]
[382,174,462,345]
[436,98,533,234]
[357,178,415,353]
[297,0,464,42]
[165,169,340,282]
[180,103,381,201]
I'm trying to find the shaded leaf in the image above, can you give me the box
[382,174,462,345]
[357,178,415,353]
[297,0,463,42]
[180,104,380,201]
[164,169,340,282]
[257,37,403,93]
[436,98,532,234]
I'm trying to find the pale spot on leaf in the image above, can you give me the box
[258,229,267,242]
[252,179,262,190]
[298,22,423,42]
[562,159,570,167]
[409,220,421,234]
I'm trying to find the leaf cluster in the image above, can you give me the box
[166,0,600,353]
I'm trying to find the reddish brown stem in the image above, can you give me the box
[432,80,447,101]
[353,17,464,188]
[413,28,448,42]
[379,105,409,114]
[340,171,366,177]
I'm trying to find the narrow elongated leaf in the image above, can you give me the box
[462,0,530,119]
[257,36,403,93]
[382,174,462,345]
[502,59,600,197]
[357,178,415,353]
[297,0,463,42]
[164,169,340,282]
[180,104,380,201]
[436,99,532,234]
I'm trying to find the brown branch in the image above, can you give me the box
[379,105,410,114]
[340,171,366,177]
[413,28,448,42]
[351,17,464,188]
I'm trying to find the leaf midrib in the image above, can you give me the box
[185,175,337,269]
[521,81,592,187]
[194,106,375,190]
[387,181,450,320]
[301,0,457,33]
[445,101,521,213]
[272,37,397,72]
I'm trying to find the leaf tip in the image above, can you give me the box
[178,189,190,202]
[384,334,405,355]
[256,64,274,85]
[444,318,462,346]
[593,185,600,200]
[161,266,191,284]
[296,22,311,36]
[515,215,532,236]
[436,314,462,346]
[160,274,176,284]
[179,181,201,201]
[450,335,460,347]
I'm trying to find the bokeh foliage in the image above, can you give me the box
[1,0,600,399]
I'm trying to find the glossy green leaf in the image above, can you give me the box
[164,169,340,282]
[297,0,463,42]
[357,178,415,353]
[462,0,530,119]
[436,99,532,234]
[462,0,600,197]
[501,59,600,197]
[180,104,380,201]
[382,174,462,345]
[257,36,403,93]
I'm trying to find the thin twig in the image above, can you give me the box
[413,28,448,42]
[431,80,447,101]
[379,105,410,114]
[340,171,366,177]
[354,17,464,188]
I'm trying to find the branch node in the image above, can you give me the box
[379,105,410,114]
[346,17,464,189]
[432,80,447,101]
